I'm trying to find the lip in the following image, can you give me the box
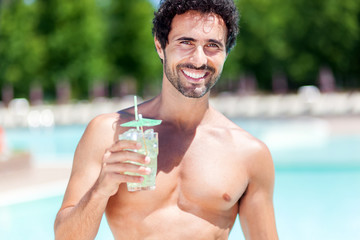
[181,69,209,82]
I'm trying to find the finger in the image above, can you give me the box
[104,151,150,164]
[113,173,144,183]
[109,140,142,152]
[104,162,152,175]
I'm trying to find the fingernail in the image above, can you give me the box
[145,167,151,174]
[145,156,151,163]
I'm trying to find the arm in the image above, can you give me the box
[54,114,150,240]
[239,141,278,240]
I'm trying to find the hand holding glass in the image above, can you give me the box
[119,96,161,192]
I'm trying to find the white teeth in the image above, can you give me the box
[183,70,206,79]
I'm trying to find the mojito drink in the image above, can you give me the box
[119,128,158,191]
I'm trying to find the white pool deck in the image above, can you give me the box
[0,91,360,128]
[1,92,360,207]
[0,164,70,207]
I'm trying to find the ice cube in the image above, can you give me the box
[119,128,139,140]
[144,129,154,134]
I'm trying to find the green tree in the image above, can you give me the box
[2,0,358,100]
[36,0,108,99]
[106,0,162,96]
[0,0,45,98]
[223,0,360,91]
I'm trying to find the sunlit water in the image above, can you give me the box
[1,118,360,239]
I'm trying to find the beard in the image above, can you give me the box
[163,55,222,98]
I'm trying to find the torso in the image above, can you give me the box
[104,108,256,240]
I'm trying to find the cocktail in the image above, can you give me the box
[119,96,161,191]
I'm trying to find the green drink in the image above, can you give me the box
[119,128,159,191]
[119,96,161,191]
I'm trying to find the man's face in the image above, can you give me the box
[157,11,227,98]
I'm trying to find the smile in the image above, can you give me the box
[182,70,207,80]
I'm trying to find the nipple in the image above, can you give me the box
[222,193,231,202]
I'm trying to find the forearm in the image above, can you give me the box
[54,187,109,240]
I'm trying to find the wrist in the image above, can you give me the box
[89,185,111,205]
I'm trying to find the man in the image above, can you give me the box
[54,0,278,239]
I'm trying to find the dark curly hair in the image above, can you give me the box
[152,0,240,54]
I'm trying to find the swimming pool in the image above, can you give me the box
[2,118,360,239]
[4,124,86,165]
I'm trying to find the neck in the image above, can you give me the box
[151,80,211,131]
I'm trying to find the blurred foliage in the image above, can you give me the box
[36,0,108,99]
[105,0,162,95]
[0,0,359,101]
[0,0,160,100]
[221,0,360,91]
[0,0,44,98]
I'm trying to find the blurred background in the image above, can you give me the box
[0,0,359,239]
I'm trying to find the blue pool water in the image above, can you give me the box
[1,118,360,239]
[4,125,86,164]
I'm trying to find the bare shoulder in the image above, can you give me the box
[86,112,121,134]
[82,112,121,144]
[221,118,275,190]
[70,112,122,176]
[229,122,271,166]
[75,109,137,166]
[208,110,273,176]
[207,109,256,144]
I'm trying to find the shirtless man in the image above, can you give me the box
[54,0,278,239]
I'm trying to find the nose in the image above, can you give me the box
[190,46,207,68]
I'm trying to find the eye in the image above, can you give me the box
[207,43,220,48]
[180,40,192,45]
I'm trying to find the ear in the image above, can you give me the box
[154,37,164,60]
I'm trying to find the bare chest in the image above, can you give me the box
[176,146,248,210]
[106,131,249,239]
[110,136,248,212]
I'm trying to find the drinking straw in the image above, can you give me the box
[134,96,139,131]
[134,96,148,155]
[138,114,148,155]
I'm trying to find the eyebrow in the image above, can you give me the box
[176,37,195,42]
[208,39,224,48]
[176,37,224,48]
